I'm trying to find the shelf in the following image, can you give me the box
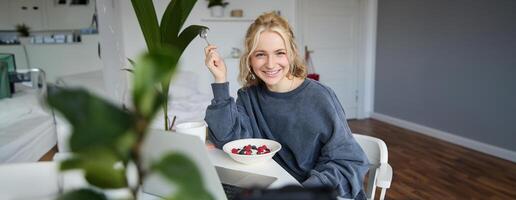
[201,17,254,22]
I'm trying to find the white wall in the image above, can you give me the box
[96,0,128,104]
[118,0,297,96]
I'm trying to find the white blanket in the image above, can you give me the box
[0,84,56,163]
[55,70,213,151]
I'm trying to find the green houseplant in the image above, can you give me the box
[131,0,208,131]
[206,0,228,17]
[49,48,213,200]
[46,0,213,199]
[207,0,229,8]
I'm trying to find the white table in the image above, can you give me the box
[138,148,300,199]
[55,147,300,199]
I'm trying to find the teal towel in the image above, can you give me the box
[0,62,11,99]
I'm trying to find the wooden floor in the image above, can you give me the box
[38,145,58,161]
[348,119,516,200]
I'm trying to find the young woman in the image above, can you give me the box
[204,12,369,199]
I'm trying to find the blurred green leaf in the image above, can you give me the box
[153,153,214,200]
[131,0,161,52]
[60,156,82,170]
[132,48,180,118]
[59,148,128,189]
[47,87,136,158]
[170,190,214,200]
[57,188,107,200]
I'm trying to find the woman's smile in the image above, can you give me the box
[262,68,282,77]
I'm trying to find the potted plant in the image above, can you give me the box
[46,0,214,199]
[130,0,208,131]
[207,0,229,17]
[48,45,213,200]
[15,24,31,44]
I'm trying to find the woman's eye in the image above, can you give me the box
[255,53,265,57]
[276,52,286,56]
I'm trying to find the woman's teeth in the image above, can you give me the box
[264,69,281,76]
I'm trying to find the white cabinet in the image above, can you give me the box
[0,0,95,31]
[7,0,45,30]
[45,0,96,30]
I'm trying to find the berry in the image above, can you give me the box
[233,144,273,155]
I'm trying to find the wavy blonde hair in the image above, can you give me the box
[239,12,307,88]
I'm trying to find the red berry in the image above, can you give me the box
[231,148,239,154]
[245,151,251,155]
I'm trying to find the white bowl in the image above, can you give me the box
[222,138,282,165]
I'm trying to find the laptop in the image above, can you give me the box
[141,130,277,200]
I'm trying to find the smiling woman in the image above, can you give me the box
[203,12,370,199]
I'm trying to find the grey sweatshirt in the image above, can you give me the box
[205,79,369,199]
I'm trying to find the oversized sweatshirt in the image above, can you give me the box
[205,79,369,199]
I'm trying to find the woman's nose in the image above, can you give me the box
[266,56,275,68]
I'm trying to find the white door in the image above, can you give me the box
[299,0,360,119]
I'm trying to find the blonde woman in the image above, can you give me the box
[204,12,368,199]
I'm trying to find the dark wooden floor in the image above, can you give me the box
[348,119,516,200]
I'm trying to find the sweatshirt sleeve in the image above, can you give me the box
[204,82,254,148]
[301,88,369,199]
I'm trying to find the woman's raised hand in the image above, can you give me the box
[204,45,227,83]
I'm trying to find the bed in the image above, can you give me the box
[0,80,57,163]
[55,70,212,152]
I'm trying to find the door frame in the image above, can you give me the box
[296,0,378,119]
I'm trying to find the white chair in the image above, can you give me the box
[353,133,393,200]
[0,162,60,200]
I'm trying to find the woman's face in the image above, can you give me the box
[250,31,291,91]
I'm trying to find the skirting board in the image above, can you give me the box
[371,112,516,163]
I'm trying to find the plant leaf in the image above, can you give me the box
[161,0,198,45]
[59,148,128,189]
[132,48,180,118]
[131,0,161,52]
[127,58,136,67]
[153,153,213,200]
[171,190,214,200]
[46,87,136,158]
[57,188,108,200]
[175,25,208,55]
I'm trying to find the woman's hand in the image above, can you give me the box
[204,45,227,83]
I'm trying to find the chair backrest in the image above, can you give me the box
[353,133,389,200]
[0,162,60,200]
[0,53,16,73]
[0,62,10,98]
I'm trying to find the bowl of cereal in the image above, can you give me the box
[222,138,282,165]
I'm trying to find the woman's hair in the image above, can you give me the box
[238,12,307,87]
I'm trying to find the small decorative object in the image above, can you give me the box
[305,46,320,81]
[230,9,243,17]
[230,47,242,58]
[15,24,30,37]
[207,0,229,17]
